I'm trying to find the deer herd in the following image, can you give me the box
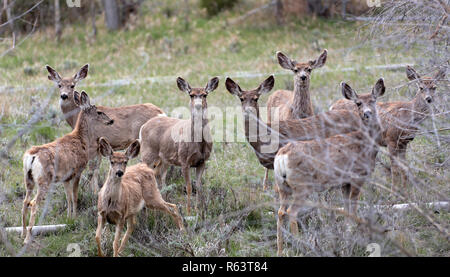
[19,50,445,256]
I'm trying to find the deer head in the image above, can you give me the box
[46,64,89,104]
[406,65,446,105]
[276,50,327,87]
[99,138,140,179]
[341,78,385,127]
[73,90,114,126]
[226,75,275,115]
[177,76,219,120]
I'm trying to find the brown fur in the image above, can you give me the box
[274,79,386,256]
[267,50,327,123]
[46,65,164,192]
[21,91,113,244]
[140,77,219,215]
[225,76,368,190]
[96,139,184,257]
[329,66,446,189]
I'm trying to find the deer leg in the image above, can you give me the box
[287,187,308,236]
[341,183,351,214]
[88,157,100,194]
[263,168,270,191]
[95,214,106,257]
[349,184,362,217]
[113,219,124,257]
[152,199,185,231]
[276,182,290,256]
[117,216,136,256]
[24,184,48,244]
[388,143,402,192]
[195,163,206,213]
[181,166,192,215]
[71,174,81,217]
[397,144,408,189]
[63,181,73,218]
[21,178,34,238]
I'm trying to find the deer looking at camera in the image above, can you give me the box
[22,91,114,244]
[274,79,386,256]
[330,66,446,189]
[46,64,164,192]
[226,75,366,190]
[139,77,219,215]
[267,49,327,123]
[96,138,184,257]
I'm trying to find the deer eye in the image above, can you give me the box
[293,69,299,73]
[97,111,103,115]
[240,98,244,102]
[58,84,62,88]
[356,101,362,106]
[70,85,75,89]
[306,68,312,72]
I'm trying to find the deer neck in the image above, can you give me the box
[72,112,97,154]
[190,107,209,143]
[243,107,263,152]
[411,94,430,124]
[60,99,80,129]
[291,80,313,118]
[102,174,122,212]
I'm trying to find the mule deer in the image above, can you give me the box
[267,49,327,124]
[46,64,164,192]
[274,79,385,256]
[330,66,446,189]
[96,138,184,257]
[140,77,219,214]
[22,91,114,244]
[226,75,367,190]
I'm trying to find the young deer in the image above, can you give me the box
[274,79,386,256]
[330,66,446,189]
[226,76,365,190]
[96,138,184,257]
[139,77,219,214]
[46,64,164,192]
[266,49,327,124]
[22,91,114,244]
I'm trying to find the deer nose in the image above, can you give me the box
[363,111,372,119]
[107,119,114,125]
[61,94,68,100]
[425,96,432,103]
[300,75,307,81]
[116,170,124,177]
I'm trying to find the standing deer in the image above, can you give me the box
[274,79,386,256]
[96,138,184,257]
[139,77,219,214]
[22,91,114,244]
[329,66,446,189]
[225,76,366,190]
[46,64,164,192]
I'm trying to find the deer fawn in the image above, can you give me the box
[226,75,365,190]
[96,138,184,257]
[46,64,164,193]
[139,77,219,215]
[274,79,386,256]
[22,91,114,244]
[330,66,446,190]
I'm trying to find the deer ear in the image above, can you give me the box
[257,75,275,95]
[205,77,219,93]
[341,82,358,101]
[73,91,81,106]
[433,67,446,82]
[125,140,140,159]
[74,64,89,83]
[277,51,295,71]
[46,65,61,82]
[99,137,113,158]
[310,49,327,69]
[177,77,191,94]
[80,90,91,108]
[225,77,242,97]
[372,78,386,99]
[406,66,420,81]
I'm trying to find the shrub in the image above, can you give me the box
[199,0,239,17]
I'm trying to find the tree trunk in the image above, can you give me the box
[55,0,62,42]
[103,0,121,31]
[91,0,97,38]
[3,0,15,36]
[275,0,284,25]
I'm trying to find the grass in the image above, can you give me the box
[0,1,448,257]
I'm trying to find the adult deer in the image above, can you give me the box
[274,79,386,256]
[96,138,184,257]
[140,77,219,215]
[22,91,114,244]
[46,64,164,192]
[330,66,446,189]
[226,75,365,190]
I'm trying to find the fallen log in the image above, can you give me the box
[4,224,66,236]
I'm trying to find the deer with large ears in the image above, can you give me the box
[46,64,164,193]
[96,138,184,257]
[139,77,219,215]
[330,66,447,190]
[274,79,386,256]
[267,49,327,124]
[22,91,114,244]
